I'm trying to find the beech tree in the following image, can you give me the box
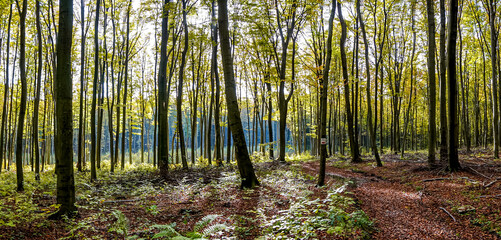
[50,0,77,218]
[218,0,259,188]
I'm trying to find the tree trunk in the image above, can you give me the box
[426,0,437,165]
[318,0,335,186]
[439,0,448,162]
[0,3,13,173]
[15,0,28,192]
[177,0,189,169]
[447,0,461,171]
[488,0,499,158]
[34,0,43,180]
[218,0,259,188]
[158,0,171,174]
[50,0,76,218]
[90,0,100,180]
[338,1,360,163]
[357,0,381,166]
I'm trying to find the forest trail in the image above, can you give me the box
[301,154,501,240]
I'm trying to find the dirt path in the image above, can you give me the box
[301,157,501,240]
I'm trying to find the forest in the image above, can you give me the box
[0,0,500,238]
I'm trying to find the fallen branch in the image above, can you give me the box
[439,207,456,222]
[466,166,491,179]
[484,179,499,188]
[478,194,501,198]
[422,178,452,182]
[103,199,139,204]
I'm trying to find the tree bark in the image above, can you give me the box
[15,0,28,192]
[357,0,381,166]
[177,0,189,169]
[90,0,100,180]
[447,0,461,171]
[426,0,437,165]
[50,0,76,218]
[439,0,448,162]
[0,3,13,173]
[218,0,259,188]
[34,0,43,180]
[338,1,360,163]
[317,0,335,186]
[158,0,171,174]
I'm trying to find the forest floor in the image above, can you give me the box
[0,150,500,239]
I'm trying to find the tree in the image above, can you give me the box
[338,1,360,163]
[176,0,189,169]
[0,2,13,174]
[487,0,498,158]
[447,0,460,171]
[439,0,447,162]
[50,0,77,218]
[15,0,27,192]
[158,0,171,174]
[90,0,100,181]
[426,0,437,165]
[34,0,43,181]
[218,0,259,188]
[357,0,382,166]
[317,0,335,187]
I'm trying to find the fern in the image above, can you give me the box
[151,223,180,239]
[193,214,221,232]
[202,223,227,236]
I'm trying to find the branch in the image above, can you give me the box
[421,178,452,182]
[439,207,456,222]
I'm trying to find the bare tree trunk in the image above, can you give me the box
[338,1,360,163]
[50,0,76,218]
[439,0,448,162]
[177,0,189,169]
[318,0,335,186]
[0,3,13,173]
[357,0,381,166]
[15,0,28,192]
[218,0,259,188]
[426,0,437,165]
[447,0,461,171]
[158,0,171,174]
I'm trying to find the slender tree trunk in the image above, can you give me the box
[33,0,43,180]
[218,0,259,188]
[15,0,28,192]
[177,0,189,169]
[318,0,335,186]
[338,1,360,163]
[78,0,86,172]
[0,3,13,173]
[50,0,76,218]
[357,0,381,166]
[488,0,499,158]
[426,0,437,165]
[439,0,448,162]
[90,0,100,180]
[447,0,461,171]
[158,0,171,174]
[121,0,131,169]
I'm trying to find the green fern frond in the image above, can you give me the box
[194,214,221,232]
[202,223,228,237]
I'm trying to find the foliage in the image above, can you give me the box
[109,210,129,236]
[259,185,373,239]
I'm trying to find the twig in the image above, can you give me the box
[422,178,452,182]
[439,207,456,222]
[466,166,491,179]
[478,194,501,198]
[103,199,138,204]
[484,179,499,188]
